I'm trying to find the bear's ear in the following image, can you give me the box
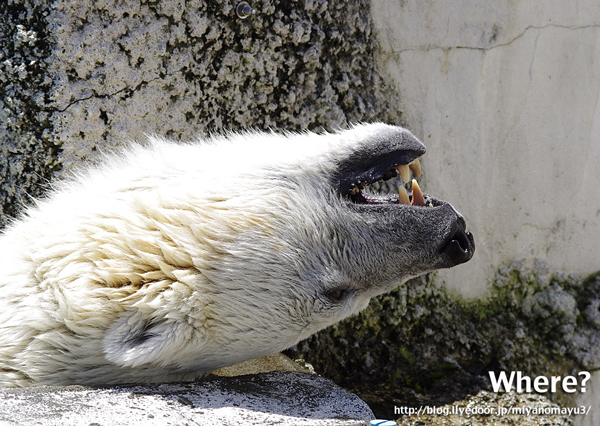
[103,309,181,368]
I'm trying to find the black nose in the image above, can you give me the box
[440,217,475,265]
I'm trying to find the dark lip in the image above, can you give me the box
[335,150,424,198]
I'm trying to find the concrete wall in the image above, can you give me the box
[371,1,600,423]
[371,0,600,299]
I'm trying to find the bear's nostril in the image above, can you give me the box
[440,221,475,265]
[455,229,470,252]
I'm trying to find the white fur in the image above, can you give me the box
[0,123,463,386]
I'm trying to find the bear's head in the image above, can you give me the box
[101,123,474,376]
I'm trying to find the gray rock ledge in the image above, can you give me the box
[0,371,373,426]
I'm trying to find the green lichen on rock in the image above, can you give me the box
[491,261,600,375]
[287,260,600,408]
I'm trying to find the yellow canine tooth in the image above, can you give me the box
[398,185,410,205]
[411,179,425,207]
[409,158,422,178]
[396,164,411,182]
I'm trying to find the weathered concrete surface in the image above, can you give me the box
[575,370,600,426]
[371,0,600,300]
[0,371,374,426]
[367,2,600,423]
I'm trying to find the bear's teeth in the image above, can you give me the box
[396,158,421,182]
[411,179,425,206]
[409,158,421,178]
[396,164,411,182]
[398,185,410,205]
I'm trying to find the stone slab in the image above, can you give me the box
[0,371,373,426]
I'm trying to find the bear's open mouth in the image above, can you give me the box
[338,152,475,261]
[340,156,435,207]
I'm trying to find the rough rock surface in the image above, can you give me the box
[0,0,400,227]
[0,371,373,426]
[213,352,315,377]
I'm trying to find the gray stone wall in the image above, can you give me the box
[1,0,400,226]
[1,1,60,223]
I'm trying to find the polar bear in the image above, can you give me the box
[0,123,474,386]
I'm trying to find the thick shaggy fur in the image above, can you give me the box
[0,123,472,386]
